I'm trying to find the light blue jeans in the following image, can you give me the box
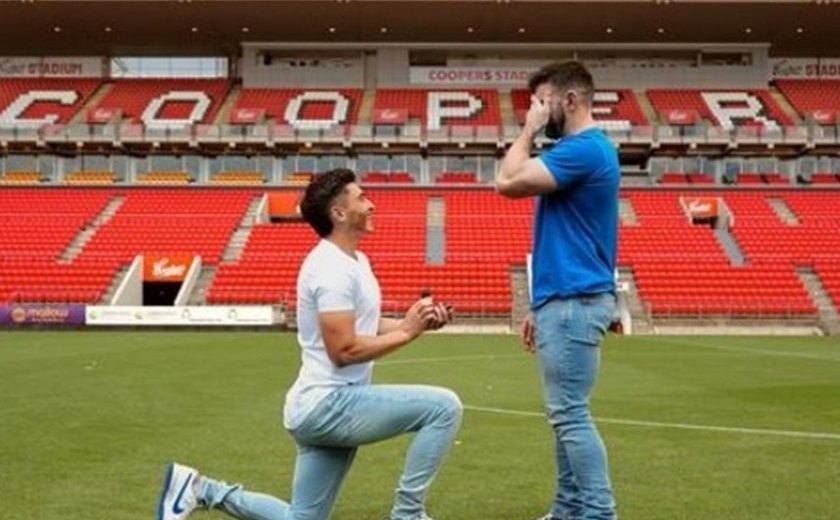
[197,384,462,520]
[534,293,617,520]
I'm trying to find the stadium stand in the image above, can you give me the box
[814,260,840,309]
[75,189,252,267]
[657,171,718,186]
[809,173,840,185]
[512,89,648,129]
[687,173,716,185]
[137,171,193,185]
[90,79,231,125]
[63,171,117,185]
[285,172,314,185]
[232,89,363,128]
[373,89,501,129]
[0,171,42,184]
[775,80,840,124]
[211,171,265,185]
[621,190,817,317]
[360,171,415,184]
[646,89,793,129]
[0,188,114,303]
[0,78,101,127]
[2,186,838,321]
[435,171,479,184]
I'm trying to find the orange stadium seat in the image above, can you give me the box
[285,172,314,185]
[0,170,43,185]
[137,171,193,185]
[211,171,265,185]
[64,171,117,185]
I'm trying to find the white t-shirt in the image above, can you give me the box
[283,239,381,429]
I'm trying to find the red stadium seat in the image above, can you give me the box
[374,89,501,130]
[513,89,648,129]
[91,79,231,125]
[775,80,840,124]
[647,89,792,130]
[0,78,101,127]
[233,88,362,129]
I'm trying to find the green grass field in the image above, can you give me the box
[1,331,838,520]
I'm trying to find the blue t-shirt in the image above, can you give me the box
[531,127,619,309]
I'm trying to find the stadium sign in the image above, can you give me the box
[682,197,720,219]
[143,255,194,282]
[0,57,103,78]
[410,67,535,85]
[770,58,840,79]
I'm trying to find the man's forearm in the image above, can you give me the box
[334,329,414,366]
[497,127,537,184]
[378,317,403,335]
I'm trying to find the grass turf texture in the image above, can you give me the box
[1,332,838,520]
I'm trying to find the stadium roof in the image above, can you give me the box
[2,0,837,57]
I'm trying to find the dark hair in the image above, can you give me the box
[528,61,595,104]
[299,168,357,237]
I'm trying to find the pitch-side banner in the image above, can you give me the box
[0,303,86,326]
[410,67,535,85]
[0,57,103,78]
[86,306,275,326]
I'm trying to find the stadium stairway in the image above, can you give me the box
[101,264,129,304]
[358,89,376,126]
[618,267,655,334]
[509,264,529,330]
[70,82,113,124]
[797,267,840,334]
[187,265,217,305]
[221,194,263,263]
[634,90,660,125]
[713,228,746,266]
[769,86,803,125]
[184,193,264,305]
[619,197,639,225]
[58,195,125,262]
[213,83,243,125]
[426,196,445,264]
[499,91,518,128]
[768,197,800,225]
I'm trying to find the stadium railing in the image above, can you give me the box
[0,122,833,148]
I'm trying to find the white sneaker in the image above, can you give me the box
[156,462,201,520]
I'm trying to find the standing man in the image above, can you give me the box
[157,168,462,520]
[496,61,620,520]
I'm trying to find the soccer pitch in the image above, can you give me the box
[1,331,838,520]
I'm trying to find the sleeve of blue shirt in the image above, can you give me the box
[537,136,594,190]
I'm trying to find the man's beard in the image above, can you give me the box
[544,113,565,139]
